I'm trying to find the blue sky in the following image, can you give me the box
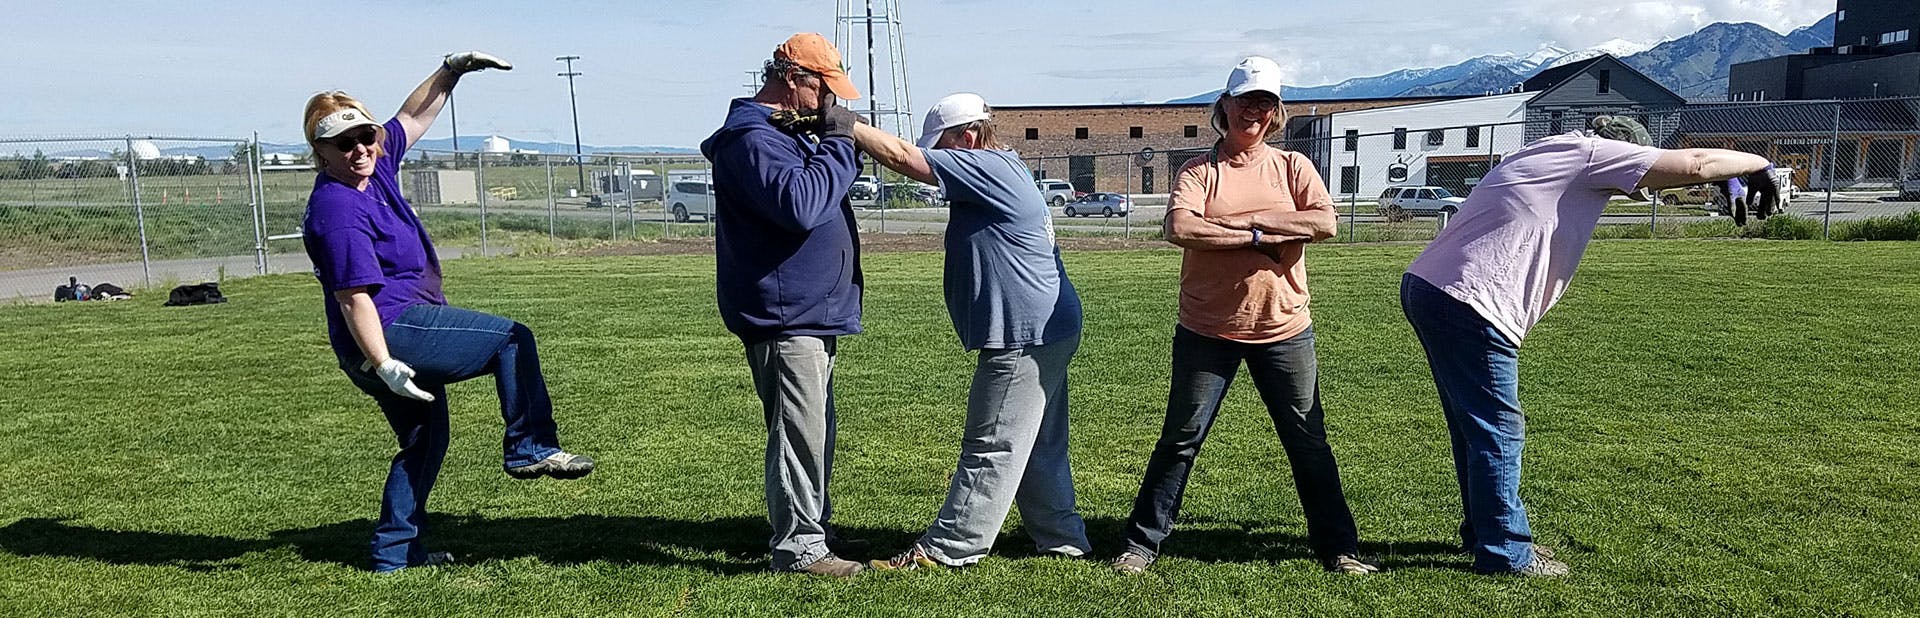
[1,0,1830,149]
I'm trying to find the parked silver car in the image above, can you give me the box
[1064,192,1132,217]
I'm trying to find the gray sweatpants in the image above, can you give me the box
[746,335,840,571]
[920,332,1091,566]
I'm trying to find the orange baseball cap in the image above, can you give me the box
[775,33,861,100]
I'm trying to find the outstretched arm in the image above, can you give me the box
[851,124,936,185]
[1637,149,1771,190]
[394,52,512,151]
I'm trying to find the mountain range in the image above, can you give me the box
[1172,12,1836,103]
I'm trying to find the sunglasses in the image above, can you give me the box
[1230,94,1280,111]
[326,129,378,151]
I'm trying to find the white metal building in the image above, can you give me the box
[1304,92,1532,199]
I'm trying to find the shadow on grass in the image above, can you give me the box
[0,515,905,575]
[2,513,1472,573]
[1065,516,1470,571]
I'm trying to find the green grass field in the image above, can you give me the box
[2,241,1917,616]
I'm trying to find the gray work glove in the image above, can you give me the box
[444,51,513,74]
[820,104,862,142]
[365,358,435,402]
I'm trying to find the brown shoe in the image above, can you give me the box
[796,554,863,578]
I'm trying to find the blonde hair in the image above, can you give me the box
[302,91,385,167]
[940,116,1007,150]
[1209,93,1287,139]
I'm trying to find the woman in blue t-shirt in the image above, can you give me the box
[299,52,595,573]
[849,93,1092,571]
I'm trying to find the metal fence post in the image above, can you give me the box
[1347,145,1359,243]
[605,157,617,241]
[125,137,153,287]
[545,156,556,240]
[249,134,267,274]
[476,151,490,256]
[624,161,636,238]
[1824,102,1839,240]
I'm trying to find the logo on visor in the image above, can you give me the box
[342,112,357,121]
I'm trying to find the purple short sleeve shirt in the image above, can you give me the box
[1405,132,1662,344]
[302,117,446,359]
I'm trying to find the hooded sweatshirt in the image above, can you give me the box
[700,98,864,343]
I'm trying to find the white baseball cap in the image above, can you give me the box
[1225,56,1284,99]
[916,93,992,149]
[312,108,380,140]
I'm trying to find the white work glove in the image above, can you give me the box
[367,358,436,402]
[444,51,512,74]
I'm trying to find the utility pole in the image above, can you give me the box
[557,55,586,193]
[448,93,459,157]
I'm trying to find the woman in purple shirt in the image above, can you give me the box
[300,52,594,573]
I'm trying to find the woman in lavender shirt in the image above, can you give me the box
[1401,116,1776,576]
[300,52,594,573]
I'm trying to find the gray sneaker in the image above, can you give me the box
[1111,551,1153,575]
[1509,547,1569,577]
[1325,554,1381,574]
[507,451,595,480]
[796,554,864,578]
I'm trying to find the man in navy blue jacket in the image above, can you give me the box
[699,32,867,578]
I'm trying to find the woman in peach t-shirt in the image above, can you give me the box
[1111,57,1377,576]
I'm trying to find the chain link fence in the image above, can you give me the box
[4,97,1914,302]
[381,150,716,261]
[985,96,1920,243]
[0,136,267,301]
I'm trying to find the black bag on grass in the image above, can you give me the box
[164,283,227,307]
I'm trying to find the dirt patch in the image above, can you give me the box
[565,233,1170,257]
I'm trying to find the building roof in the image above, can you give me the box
[1522,54,1685,105]
[1679,99,1920,134]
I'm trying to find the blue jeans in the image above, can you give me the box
[1400,273,1535,573]
[920,333,1090,566]
[1123,325,1361,562]
[341,303,564,572]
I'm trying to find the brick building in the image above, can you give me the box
[992,97,1454,193]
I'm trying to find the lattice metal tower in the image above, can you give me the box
[835,0,914,138]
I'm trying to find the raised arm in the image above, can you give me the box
[1637,148,1771,190]
[394,52,512,151]
[851,123,935,185]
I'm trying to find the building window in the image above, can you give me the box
[1597,69,1611,94]
[1466,126,1480,148]
[1393,127,1408,150]
[1882,30,1911,45]
[1549,111,1564,133]
[1340,166,1359,194]
[1074,127,1088,140]
[1426,129,1445,146]
[1184,125,1198,138]
[1343,129,1359,152]
[1025,128,1038,140]
[1129,126,1143,139]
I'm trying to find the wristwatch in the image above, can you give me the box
[1250,229,1262,246]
